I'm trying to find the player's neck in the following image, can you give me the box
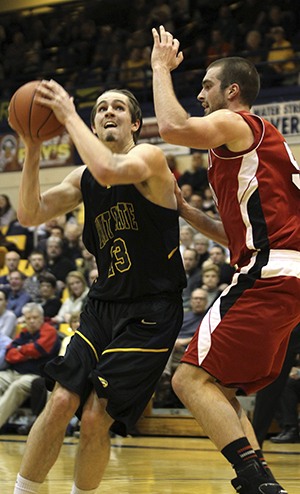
[103,139,135,155]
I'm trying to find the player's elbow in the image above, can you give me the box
[90,165,111,187]
[158,122,184,145]
[17,209,38,227]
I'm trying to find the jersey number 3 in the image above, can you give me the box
[284,142,300,189]
[108,238,131,277]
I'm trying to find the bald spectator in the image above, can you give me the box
[7,271,32,320]
[0,251,20,290]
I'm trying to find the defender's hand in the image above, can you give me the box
[151,25,184,72]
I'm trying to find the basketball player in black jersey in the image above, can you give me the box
[13,82,186,494]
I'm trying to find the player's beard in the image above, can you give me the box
[105,131,117,142]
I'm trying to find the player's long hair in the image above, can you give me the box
[209,57,260,107]
[90,89,143,144]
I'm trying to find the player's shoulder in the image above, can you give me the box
[62,165,86,191]
[131,142,165,161]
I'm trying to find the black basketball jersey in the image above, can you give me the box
[81,168,186,302]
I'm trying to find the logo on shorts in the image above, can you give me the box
[141,319,157,325]
[99,377,108,388]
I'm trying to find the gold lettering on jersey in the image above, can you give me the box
[95,203,138,249]
[95,211,113,249]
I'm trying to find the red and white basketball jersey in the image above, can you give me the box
[208,111,300,267]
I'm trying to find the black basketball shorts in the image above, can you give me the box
[43,294,183,436]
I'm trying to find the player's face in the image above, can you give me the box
[198,66,228,115]
[93,92,138,145]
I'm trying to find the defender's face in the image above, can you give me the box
[92,92,137,144]
[198,66,227,115]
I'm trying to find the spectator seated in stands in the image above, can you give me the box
[206,28,233,67]
[178,152,208,194]
[120,46,148,90]
[0,302,60,431]
[0,250,21,289]
[88,267,98,288]
[0,194,16,230]
[202,185,219,217]
[23,250,47,303]
[0,288,17,339]
[76,241,97,285]
[207,244,236,290]
[6,270,32,321]
[52,271,88,325]
[16,311,81,436]
[39,272,62,323]
[193,233,210,269]
[201,263,222,309]
[45,236,76,293]
[179,225,195,256]
[165,154,181,182]
[0,289,17,370]
[181,247,202,309]
[62,223,82,262]
[154,288,208,408]
[270,359,300,444]
[266,26,296,85]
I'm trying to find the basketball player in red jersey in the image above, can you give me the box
[151,25,300,494]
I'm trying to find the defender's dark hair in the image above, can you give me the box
[208,57,260,107]
[90,89,143,144]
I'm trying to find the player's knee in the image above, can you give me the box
[49,385,80,422]
[81,396,113,436]
[172,367,185,399]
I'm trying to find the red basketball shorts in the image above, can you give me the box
[181,249,300,395]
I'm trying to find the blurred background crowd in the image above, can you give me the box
[0,0,299,443]
[0,0,300,103]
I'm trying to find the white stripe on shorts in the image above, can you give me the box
[196,249,300,366]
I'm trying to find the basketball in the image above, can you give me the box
[8,80,65,143]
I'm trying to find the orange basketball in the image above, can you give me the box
[8,80,65,143]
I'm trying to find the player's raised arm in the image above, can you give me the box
[151,26,252,151]
[34,81,171,191]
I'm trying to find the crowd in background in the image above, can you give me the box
[0,0,299,441]
[0,0,300,101]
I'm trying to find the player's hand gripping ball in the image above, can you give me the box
[8,80,65,143]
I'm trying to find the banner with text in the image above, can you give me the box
[252,101,300,145]
[0,131,74,172]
